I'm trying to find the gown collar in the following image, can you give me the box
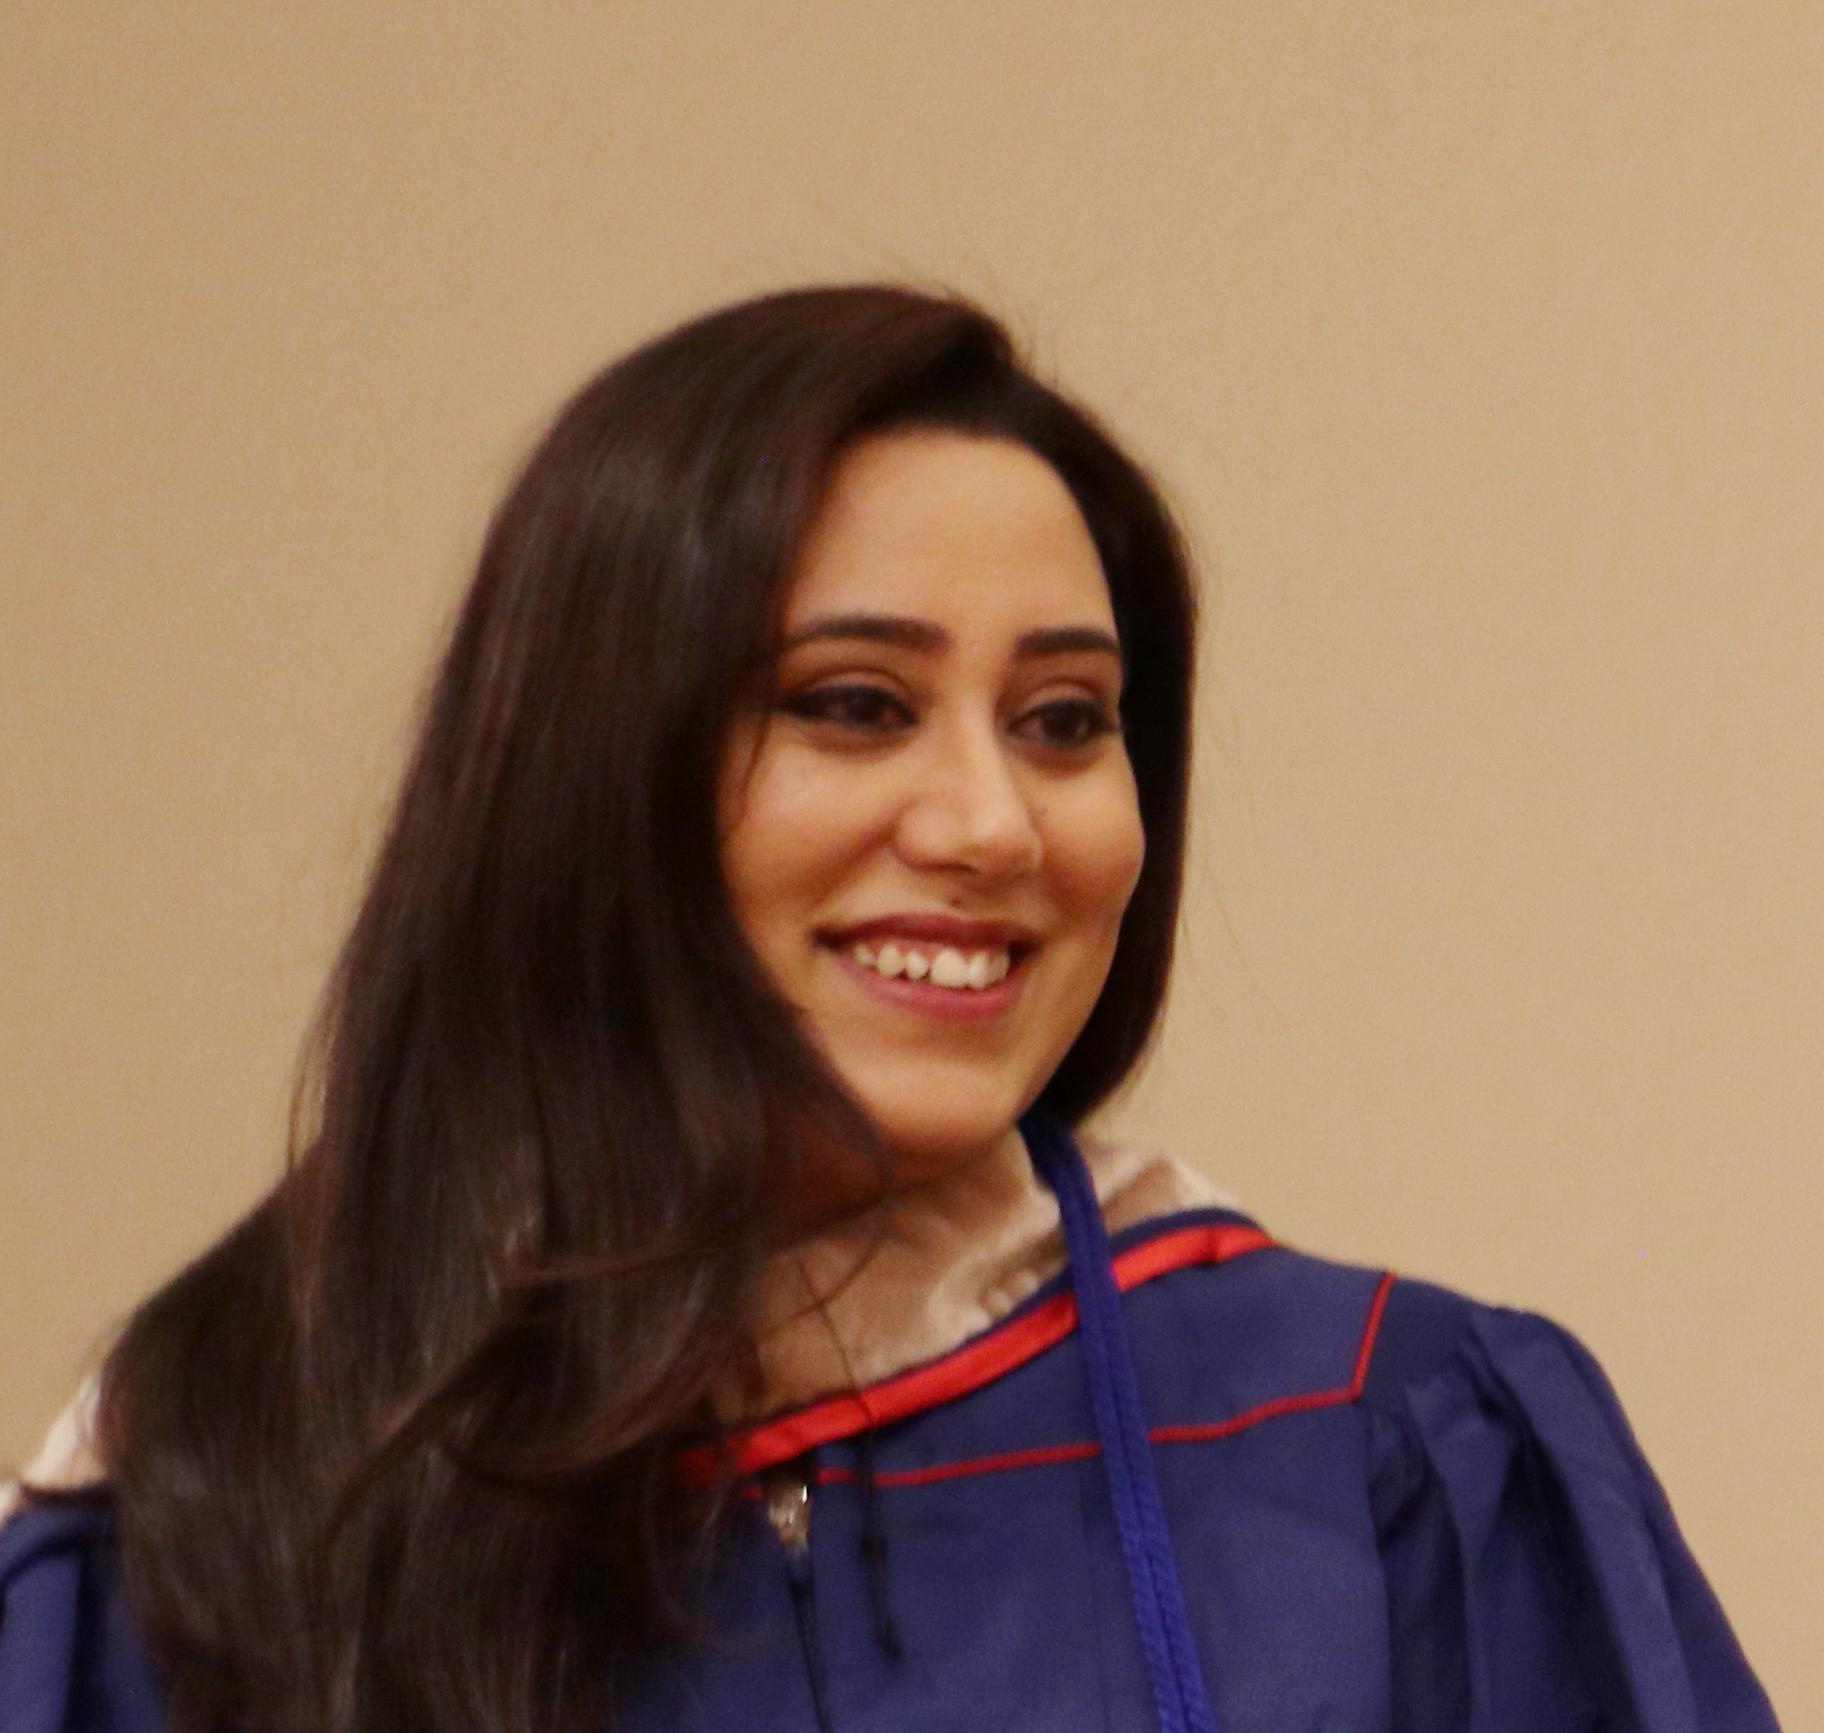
[720,1123,1236,1425]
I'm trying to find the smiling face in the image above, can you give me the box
[717,430,1146,1189]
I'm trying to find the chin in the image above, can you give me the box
[851,1081,1032,1177]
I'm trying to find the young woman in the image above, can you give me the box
[0,285,1777,1731]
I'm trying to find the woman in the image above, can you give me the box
[0,285,1777,1731]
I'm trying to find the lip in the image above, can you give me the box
[825,941,1028,1022]
[819,913,1041,953]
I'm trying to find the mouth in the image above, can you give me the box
[816,934,1035,1020]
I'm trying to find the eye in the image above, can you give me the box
[779,683,914,733]
[1017,697,1120,751]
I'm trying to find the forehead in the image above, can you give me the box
[781,431,1115,632]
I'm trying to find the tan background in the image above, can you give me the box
[3,3,1817,1720]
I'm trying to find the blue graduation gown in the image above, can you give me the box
[0,1158,1780,1728]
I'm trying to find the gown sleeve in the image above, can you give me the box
[0,1497,166,1733]
[1364,1283,1781,1731]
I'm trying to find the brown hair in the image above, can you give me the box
[88,282,1200,1731]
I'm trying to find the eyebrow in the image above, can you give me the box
[777,613,1124,666]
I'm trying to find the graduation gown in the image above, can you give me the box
[0,1112,1780,1730]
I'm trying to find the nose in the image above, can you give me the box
[892,718,1044,879]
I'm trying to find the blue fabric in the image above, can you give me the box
[0,1186,1781,1729]
[0,1495,163,1733]
[1025,1109,1219,1733]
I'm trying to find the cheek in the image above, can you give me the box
[1052,774,1147,932]
[719,751,875,938]
[718,738,799,940]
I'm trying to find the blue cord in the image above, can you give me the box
[1021,1110,1220,1733]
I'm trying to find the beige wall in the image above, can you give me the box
[3,3,1817,1719]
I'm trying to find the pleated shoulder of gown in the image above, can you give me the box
[1359,1276,1781,1731]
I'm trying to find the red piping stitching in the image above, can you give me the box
[1348,1269,1396,1395]
[1155,1269,1396,1444]
[820,1440,1106,1487]
[681,1221,1271,1484]
[724,1270,1400,1491]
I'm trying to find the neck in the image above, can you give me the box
[717,1124,1236,1425]
[781,1119,1033,1243]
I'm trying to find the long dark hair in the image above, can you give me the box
[87,282,1199,1732]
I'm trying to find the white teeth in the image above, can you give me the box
[928,948,970,988]
[846,940,1015,991]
